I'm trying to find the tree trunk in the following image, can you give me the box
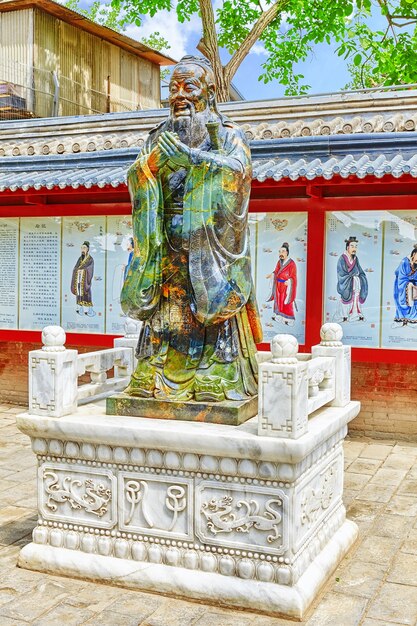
[215,67,231,102]
[197,0,230,102]
[196,40,232,102]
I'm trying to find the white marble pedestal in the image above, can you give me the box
[17,400,359,620]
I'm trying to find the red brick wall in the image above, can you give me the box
[350,362,417,441]
[0,341,107,406]
[0,341,34,405]
[1,343,415,440]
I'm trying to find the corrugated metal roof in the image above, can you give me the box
[1,133,417,192]
[0,0,176,66]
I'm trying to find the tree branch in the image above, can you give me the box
[391,14,417,20]
[376,0,398,44]
[224,0,289,82]
[197,0,231,100]
[391,19,417,27]
[196,37,210,57]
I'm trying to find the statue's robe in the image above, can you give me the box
[267,258,297,320]
[393,257,417,324]
[121,117,262,402]
[336,253,368,319]
[71,254,94,307]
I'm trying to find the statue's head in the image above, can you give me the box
[169,56,217,119]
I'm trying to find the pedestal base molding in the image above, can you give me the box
[19,520,357,619]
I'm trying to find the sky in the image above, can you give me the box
[71,0,355,101]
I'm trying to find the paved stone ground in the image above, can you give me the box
[0,402,416,626]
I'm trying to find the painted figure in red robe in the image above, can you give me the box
[267,242,297,326]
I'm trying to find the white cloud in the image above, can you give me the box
[124,7,201,62]
[251,42,268,56]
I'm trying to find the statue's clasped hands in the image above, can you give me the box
[157,131,191,167]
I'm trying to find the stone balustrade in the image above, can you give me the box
[29,320,141,417]
[29,322,349,432]
[258,323,350,438]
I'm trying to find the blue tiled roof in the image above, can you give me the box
[0,150,134,192]
[250,133,417,182]
[0,165,127,192]
[1,133,417,192]
[252,153,417,182]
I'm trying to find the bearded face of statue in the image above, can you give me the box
[168,63,216,147]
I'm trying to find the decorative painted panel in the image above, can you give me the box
[250,212,308,345]
[325,210,417,349]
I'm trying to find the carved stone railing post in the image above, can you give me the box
[113,318,142,375]
[258,334,308,439]
[311,323,351,408]
[29,326,78,418]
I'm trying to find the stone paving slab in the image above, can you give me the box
[0,404,417,626]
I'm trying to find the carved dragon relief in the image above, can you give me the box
[44,470,111,517]
[201,495,282,543]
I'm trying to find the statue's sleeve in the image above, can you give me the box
[120,137,163,321]
[183,126,254,325]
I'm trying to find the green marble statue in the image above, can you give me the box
[121,55,262,403]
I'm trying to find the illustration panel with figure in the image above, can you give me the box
[381,211,417,349]
[61,217,105,333]
[324,212,382,348]
[253,212,307,344]
[105,215,134,334]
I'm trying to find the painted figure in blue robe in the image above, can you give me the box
[336,236,368,322]
[393,245,417,326]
